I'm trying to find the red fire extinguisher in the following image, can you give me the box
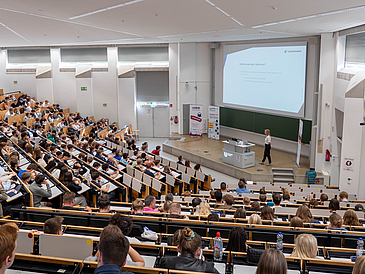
[325,149,331,161]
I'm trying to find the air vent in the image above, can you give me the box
[6,68,36,73]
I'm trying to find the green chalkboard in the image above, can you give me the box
[220,107,312,144]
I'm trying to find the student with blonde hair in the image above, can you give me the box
[291,234,318,258]
[352,255,365,274]
[195,201,211,217]
[248,214,262,225]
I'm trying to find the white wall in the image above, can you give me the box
[118,77,136,129]
[169,43,179,134]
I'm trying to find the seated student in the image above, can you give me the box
[207,213,219,222]
[295,204,320,224]
[320,193,329,205]
[91,172,112,198]
[106,154,118,168]
[192,197,202,208]
[272,193,282,208]
[62,171,88,207]
[234,208,246,218]
[59,192,92,212]
[18,163,38,180]
[43,216,64,235]
[220,182,228,193]
[352,254,365,274]
[143,162,160,178]
[214,190,223,208]
[143,195,159,212]
[243,196,251,207]
[151,145,161,156]
[251,201,261,211]
[167,202,189,220]
[101,163,118,179]
[0,224,18,274]
[290,216,304,227]
[86,225,144,267]
[195,201,211,217]
[282,193,292,204]
[185,160,191,168]
[339,191,350,203]
[236,178,250,194]
[156,227,219,273]
[248,213,262,225]
[29,174,52,207]
[259,193,267,205]
[216,194,235,210]
[329,198,340,212]
[109,213,141,244]
[257,249,287,274]
[343,209,361,226]
[327,213,347,231]
[94,233,137,274]
[95,149,107,162]
[131,199,145,216]
[291,234,318,259]
[98,197,111,213]
[261,205,274,221]
[226,227,247,252]
[21,172,32,187]
[177,155,184,165]
[121,153,129,165]
[114,150,122,161]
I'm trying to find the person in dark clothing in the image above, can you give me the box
[156,227,219,273]
[94,233,133,274]
[59,191,91,212]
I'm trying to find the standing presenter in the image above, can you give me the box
[260,129,271,166]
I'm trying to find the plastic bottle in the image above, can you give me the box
[213,232,223,261]
[276,232,283,252]
[357,238,364,257]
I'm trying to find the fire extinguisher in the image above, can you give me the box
[174,116,178,124]
[325,149,331,161]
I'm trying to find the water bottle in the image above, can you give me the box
[213,232,223,261]
[276,232,283,252]
[357,238,364,257]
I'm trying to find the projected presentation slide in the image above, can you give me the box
[223,44,307,116]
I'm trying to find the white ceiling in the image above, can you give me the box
[1,0,365,47]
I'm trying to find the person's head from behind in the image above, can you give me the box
[329,198,340,211]
[343,209,361,226]
[223,194,234,206]
[215,190,222,203]
[172,229,182,246]
[43,216,64,235]
[290,216,304,227]
[97,233,129,267]
[169,202,182,215]
[35,174,46,185]
[243,196,251,206]
[238,178,246,189]
[339,191,349,202]
[192,197,202,208]
[165,193,174,203]
[207,213,219,222]
[248,214,262,225]
[251,201,260,211]
[98,198,110,213]
[256,248,287,274]
[197,201,211,216]
[329,213,343,228]
[220,182,227,191]
[296,204,312,223]
[100,225,122,241]
[272,193,282,206]
[144,195,156,209]
[226,227,247,252]
[234,208,246,219]
[0,225,18,272]
[62,192,76,206]
[283,194,290,202]
[292,234,318,259]
[132,199,144,214]
[259,194,267,203]
[320,193,328,203]
[352,255,365,274]
[261,205,274,221]
[109,213,133,236]
[179,227,202,258]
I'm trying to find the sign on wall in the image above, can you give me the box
[189,105,203,137]
[81,87,87,92]
[208,106,220,140]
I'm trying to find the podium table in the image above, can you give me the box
[222,140,255,169]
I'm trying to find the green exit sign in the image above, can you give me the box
[81,87,87,91]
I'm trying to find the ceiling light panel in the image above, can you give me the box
[205,0,244,26]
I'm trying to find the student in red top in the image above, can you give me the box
[151,146,161,156]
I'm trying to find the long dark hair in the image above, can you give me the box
[226,227,247,252]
